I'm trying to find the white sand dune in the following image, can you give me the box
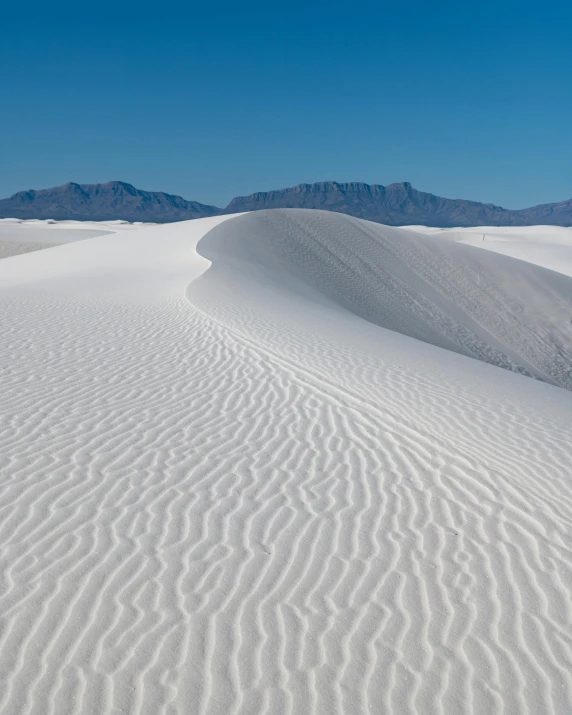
[0,210,571,714]
[193,211,572,389]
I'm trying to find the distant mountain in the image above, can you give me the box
[1,180,571,227]
[225,181,518,227]
[0,181,220,222]
[513,197,572,226]
[226,181,572,227]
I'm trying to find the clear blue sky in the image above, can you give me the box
[2,0,571,208]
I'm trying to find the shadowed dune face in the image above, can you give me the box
[193,209,572,390]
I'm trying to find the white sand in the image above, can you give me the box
[404,224,572,277]
[0,218,155,259]
[0,210,571,714]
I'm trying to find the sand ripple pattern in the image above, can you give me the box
[0,211,572,714]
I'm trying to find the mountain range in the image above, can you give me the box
[1,180,571,227]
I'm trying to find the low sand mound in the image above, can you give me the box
[0,211,571,714]
[0,240,62,259]
[0,218,153,258]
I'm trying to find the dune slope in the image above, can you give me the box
[0,210,571,715]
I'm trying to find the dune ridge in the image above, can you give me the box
[0,211,571,714]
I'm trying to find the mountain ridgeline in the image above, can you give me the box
[0,182,220,223]
[1,180,572,227]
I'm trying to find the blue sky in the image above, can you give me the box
[2,0,571,208]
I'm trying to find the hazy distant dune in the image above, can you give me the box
[0,218,151,258]
[405,224,572,277]
[0,240,62,259]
